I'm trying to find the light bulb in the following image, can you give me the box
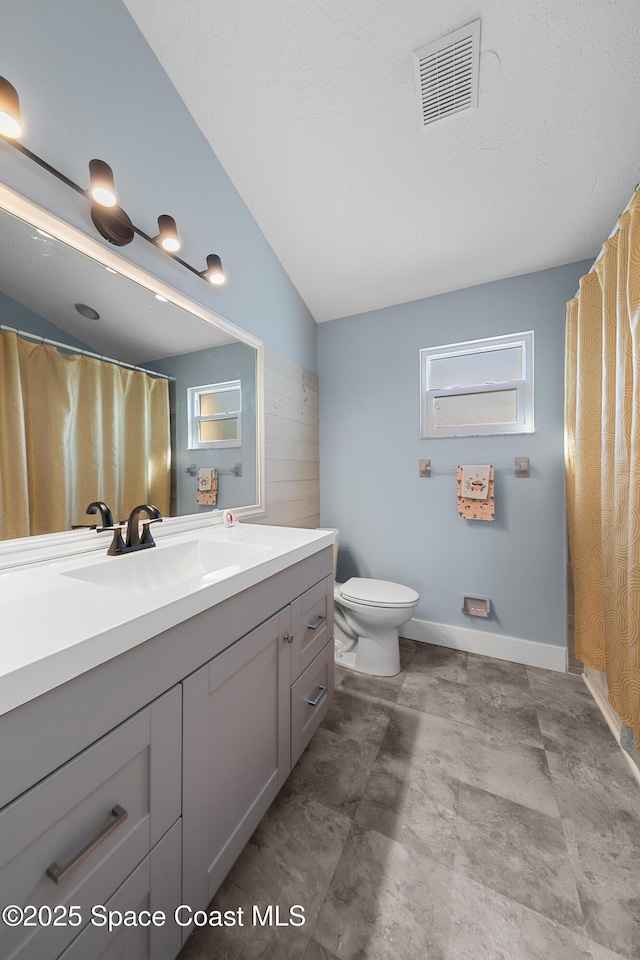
[204,254,225,285]
[157,214,180,252]
[89,159,116,207]
[0,78,21,139]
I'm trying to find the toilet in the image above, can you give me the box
[330,532,419,677]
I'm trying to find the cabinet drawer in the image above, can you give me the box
[291,639,334,766]
[290,576,334,680]
[0,687,181,960]
[58,820,182,960]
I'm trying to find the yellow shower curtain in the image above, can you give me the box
[0,332,171,539]
[565,188,640,748]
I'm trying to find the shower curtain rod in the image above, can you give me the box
[574,182,640,296]
[0,323,175,381]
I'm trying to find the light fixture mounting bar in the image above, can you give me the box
[0,133,223,285]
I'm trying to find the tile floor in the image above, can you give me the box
[179,639,640,960]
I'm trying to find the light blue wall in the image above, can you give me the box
[0,289,90,350]
[147,342,257,513]
[318,260,592,649]
[0,0,316,371]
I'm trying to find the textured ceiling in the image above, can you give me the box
[124,0,640,322]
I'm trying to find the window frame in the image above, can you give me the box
[419,332,534,438]
[187,379,242,450]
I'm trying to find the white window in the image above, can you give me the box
[420,332,534,438]
[187,379,241,450]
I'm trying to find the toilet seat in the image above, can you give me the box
[338,577,419,609]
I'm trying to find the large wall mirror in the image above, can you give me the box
[0,185,264,549]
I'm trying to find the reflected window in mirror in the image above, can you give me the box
[188,379,241,450]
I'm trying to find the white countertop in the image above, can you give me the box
[0,522,334,718]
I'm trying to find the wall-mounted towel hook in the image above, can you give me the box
[514,457,530,478]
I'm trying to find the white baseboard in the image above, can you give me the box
[402,617,568,673]
[583,668,622,739]
[583,669,640,788]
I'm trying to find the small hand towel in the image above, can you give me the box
[198,468,212,492]
[196,468,218,505]
[461,465,491,500]
[457,466,495,521]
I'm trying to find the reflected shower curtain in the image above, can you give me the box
[565,188,640,748]
[0,332,170,539]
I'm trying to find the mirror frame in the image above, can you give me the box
[0,182,266,571]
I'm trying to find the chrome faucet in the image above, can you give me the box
[96,503,163,555]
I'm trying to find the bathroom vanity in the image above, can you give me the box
[0,522,335,960]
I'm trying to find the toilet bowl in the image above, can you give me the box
[333,577,419,677]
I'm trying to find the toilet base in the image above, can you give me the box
[334,627,401,677]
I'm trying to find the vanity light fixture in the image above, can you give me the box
[203,254,225,285]
[0,75,226,287]
[155,214,180,252]
[0,77,21,139]
[88,159,117,207]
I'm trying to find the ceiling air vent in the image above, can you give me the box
[413,20,480,127]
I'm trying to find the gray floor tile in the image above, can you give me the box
[355,727,459,867]
[460,724,560,818]
[281,726,379,817]
[536,696,619,767]
[565,836,640,960]
[545,750,640,838]
[179,878,310,960]
[382,700,464,767]
[398,672,467,721]
[527,666,592,705]
[399,636,419,668]
[447,873,592,960]
[314,821,452,960]
[336,667,406,704]
[466,654,530,691]
[179,646,639,960]
[546,752,640,958]
[320,687,392,744]
[463,684,544,748]
[455,783,584,932]
[409,642,469,684]
[303,940,341,960]
[228,794,351,931]
[589,942,632,960]
[333,665,348,688]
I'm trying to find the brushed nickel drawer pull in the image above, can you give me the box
[284,632,294,644]
[307,685,327,707]
[46,805,128,885]
[306,614,325,630]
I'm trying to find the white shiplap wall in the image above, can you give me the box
[258,347,319,528]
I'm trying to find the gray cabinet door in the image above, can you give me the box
[182,609,291,916]
[57,820,182,960]
[0,687,181,960]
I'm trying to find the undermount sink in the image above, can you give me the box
[63,538,271,596]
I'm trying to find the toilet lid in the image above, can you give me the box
[339,578,419,608]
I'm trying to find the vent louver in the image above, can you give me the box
[413,20,480,127]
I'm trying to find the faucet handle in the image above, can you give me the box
[140,516,163,546]
[96,523,127,556]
